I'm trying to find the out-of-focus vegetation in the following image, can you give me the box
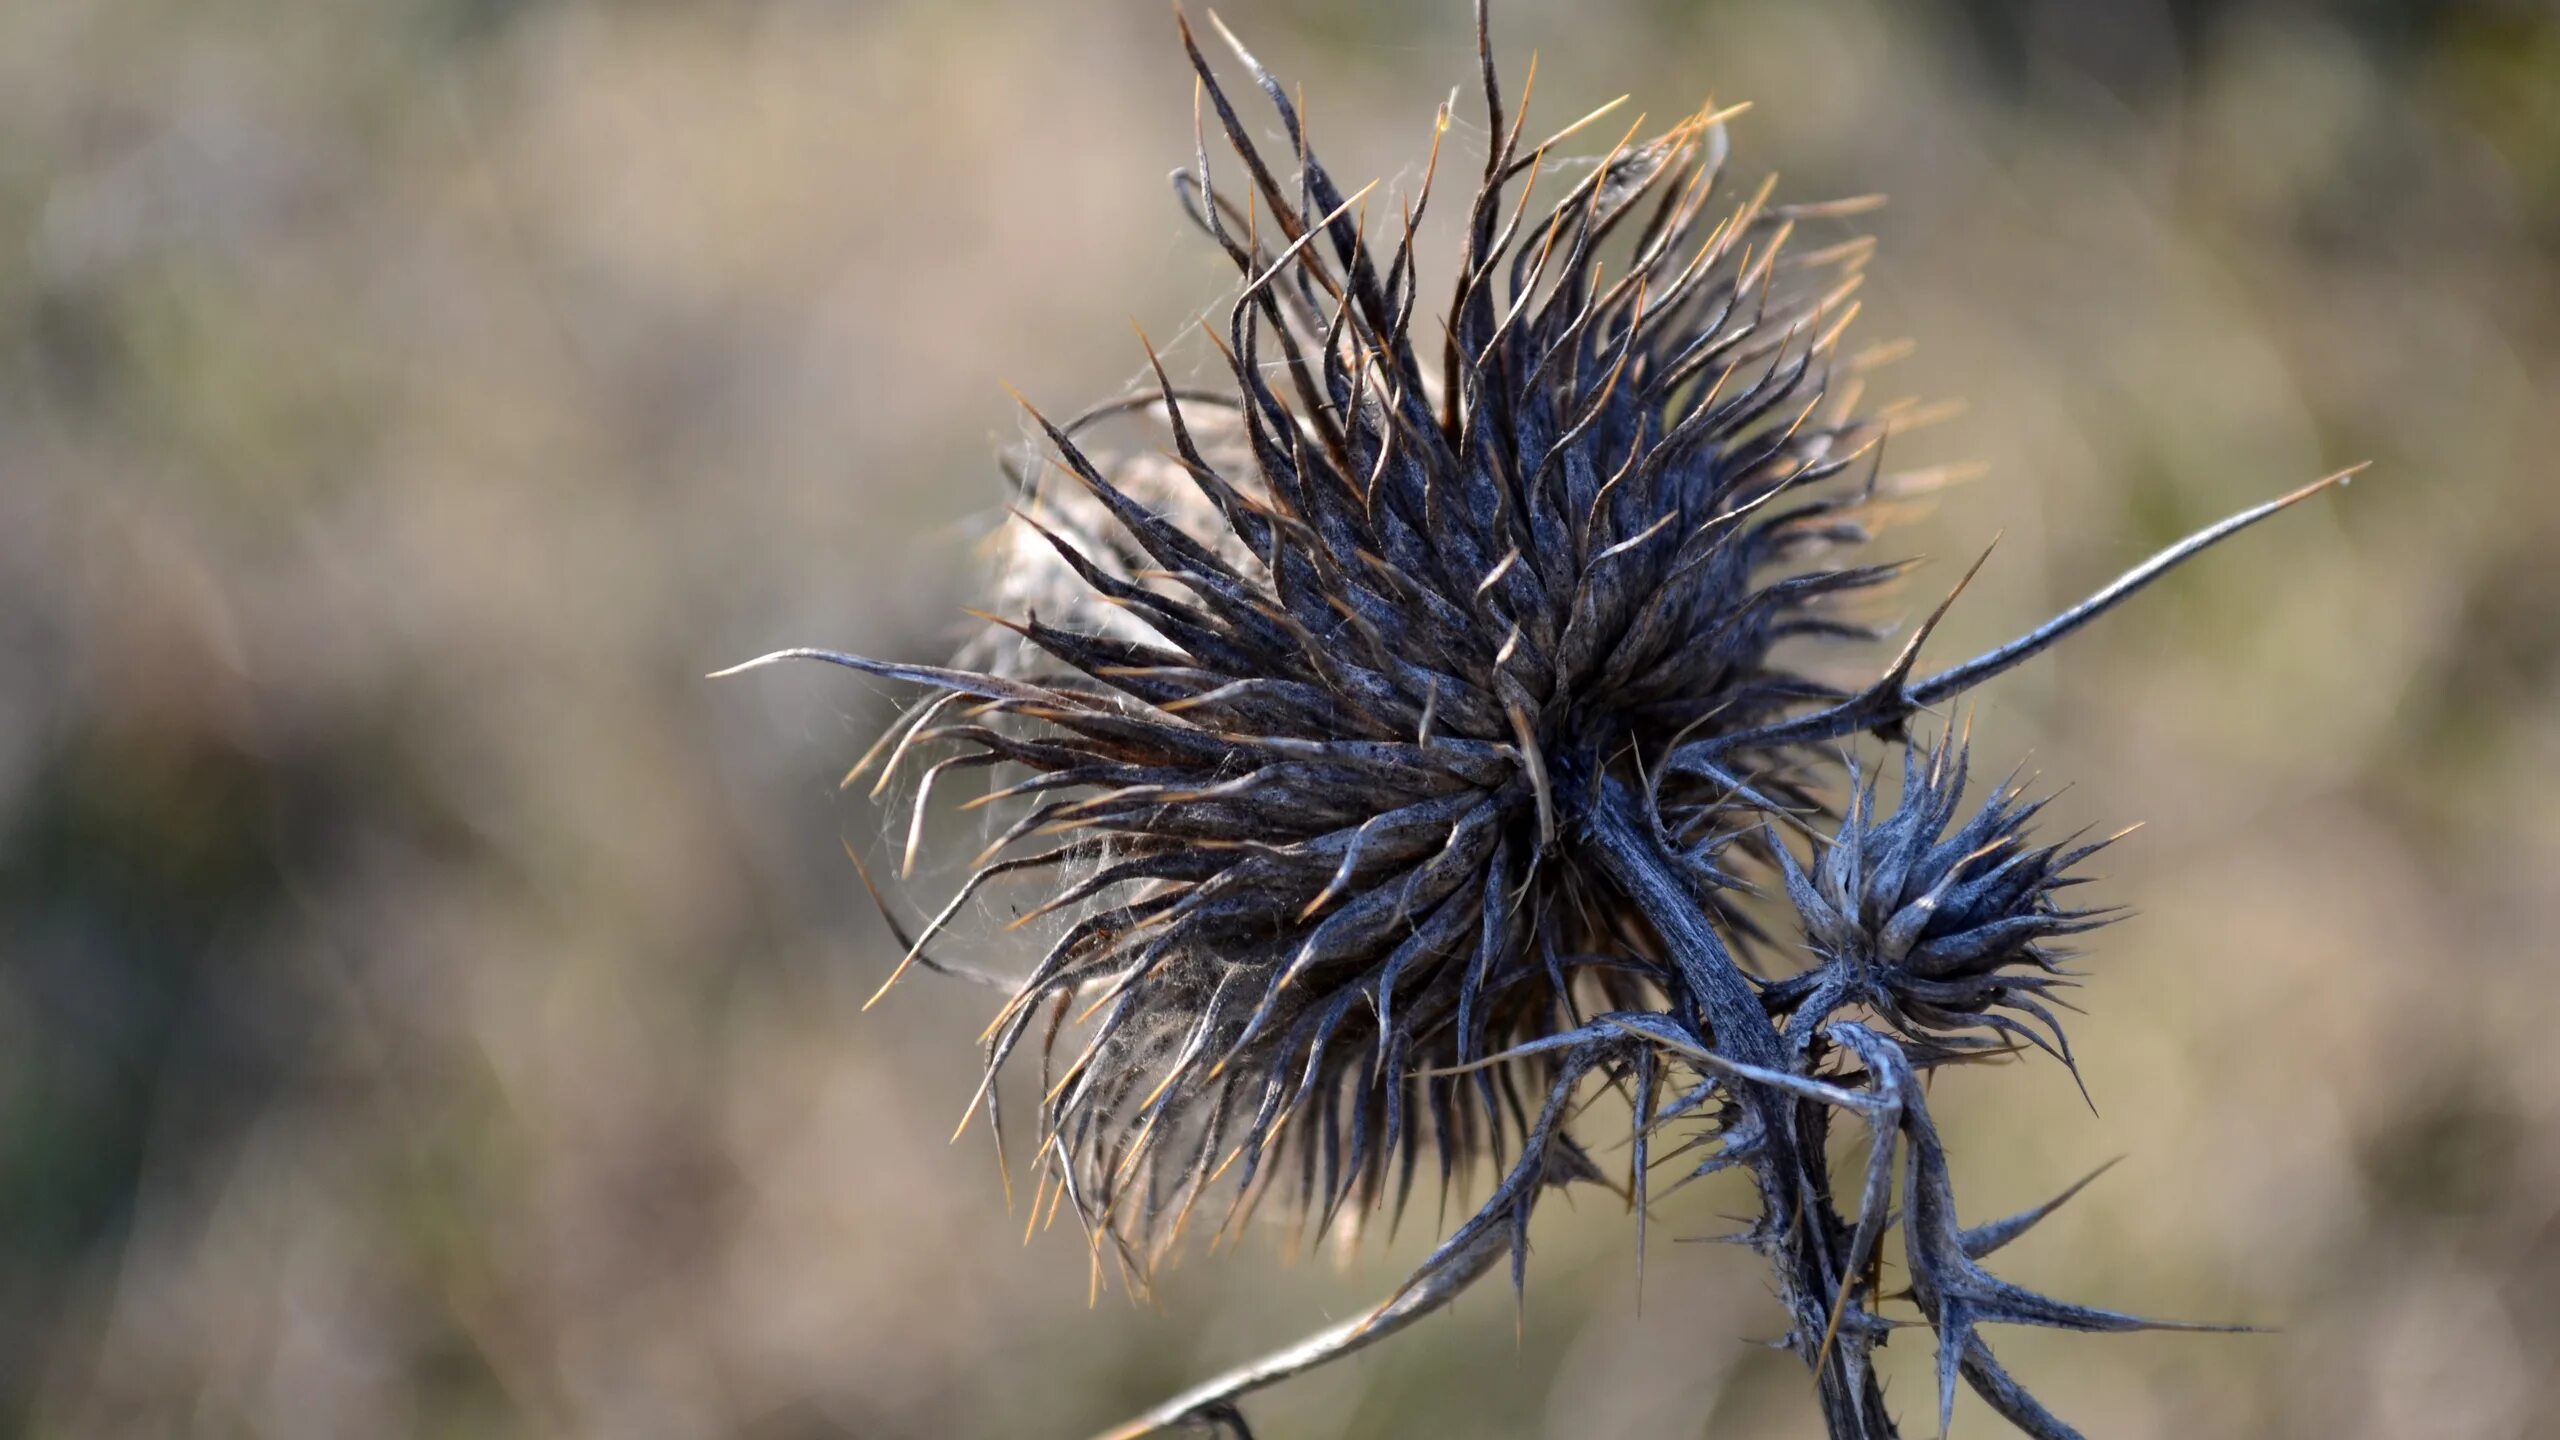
[2,1,2554,1436]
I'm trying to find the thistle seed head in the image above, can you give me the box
[1773,729,2120,1076]
[815,13,1914,1276]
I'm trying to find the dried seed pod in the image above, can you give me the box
[1770,730,2122,1082]
[755,11,1908,1279]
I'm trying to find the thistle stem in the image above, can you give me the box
[1088,1219,1513,1440]
[1581,775,1898,1440]
[1581,774,1785,1068]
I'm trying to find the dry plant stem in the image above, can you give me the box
[1086,1194,1516,1440]
[1582,773,1897,1438]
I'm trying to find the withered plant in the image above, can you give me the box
[723,8,2349,1435]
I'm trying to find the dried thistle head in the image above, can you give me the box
[804,13,1913,1279]
[722,5,2353,1436]
[1770,730,2121,1079]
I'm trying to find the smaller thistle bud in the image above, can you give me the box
[1770,728,2124,1086]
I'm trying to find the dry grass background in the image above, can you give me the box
[2,0,2556,1436]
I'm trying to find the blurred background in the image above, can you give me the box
[3,0,2556,1435]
